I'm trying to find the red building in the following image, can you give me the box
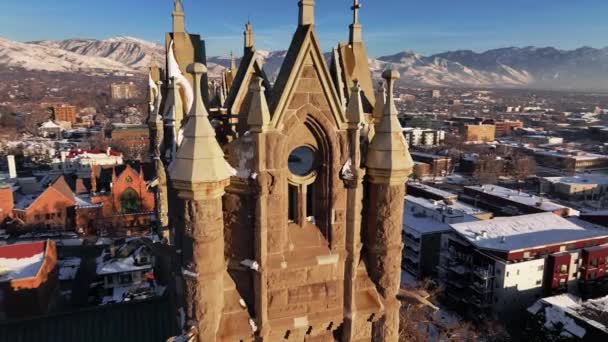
[0,185,14,224]
[0,241,58,319]
[52,105,77,124]
[12,176,76,232]
[88,164,155,236]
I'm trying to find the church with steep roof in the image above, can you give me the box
[148,1,413,341]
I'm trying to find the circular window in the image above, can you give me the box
[288,146,316,176]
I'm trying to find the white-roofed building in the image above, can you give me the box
[438,212,608,318]
[402,196,484,279]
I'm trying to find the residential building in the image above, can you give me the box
[52,105,77,124]
[110,83,138,100]
[409,152,453,178]
[38,120,63,138]
[407,182,458,203]
[403,127,446,147]
[464,124,496,142]
[0,241,58,320]
[12,176,77,231]
[402,196,484,279]
[439,213,608,317]
[95,238,159,305]
[540,174,608,201]
[462,185,578,217]
[493,120,523,137]
[534,149,608,174]
[527,294,608,341]
[522,135,564,146]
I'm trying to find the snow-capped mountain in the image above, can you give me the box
[33,36,165,72]
[2,36,608,91]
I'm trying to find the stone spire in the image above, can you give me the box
[169,63,231,199]
[247,76,271,133]
[298,0,315,26]
[366,69,413,184]
[244,21,255,53]
[346,80,364,127]
[172,0,185,33]
[230,51,236,71]
[349,0,363,43]
[372,81,386,122]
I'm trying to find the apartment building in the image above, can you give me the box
[438,213,608,318]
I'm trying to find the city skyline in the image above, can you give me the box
[1,0,608,57]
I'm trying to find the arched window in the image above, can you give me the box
[120,188,141,214]
[287,146,318,225]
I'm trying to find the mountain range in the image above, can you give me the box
[1,36,608,91]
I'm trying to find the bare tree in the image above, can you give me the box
[473,155,504,185]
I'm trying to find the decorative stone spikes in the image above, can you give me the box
[172,0,185,33]
[244,21,255,52]
[230,51,237,72]
[299,0,315,26]
[366,69,413,185]
[349,0,363,43]
[169,63,231,200]
[346,80,364,127]
[247,76,271,133]
[372,81,386,122]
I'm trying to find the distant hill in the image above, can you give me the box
[2,36,608,91]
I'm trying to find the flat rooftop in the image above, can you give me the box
[450,212,608,252]
[404,196,480,235]
[408,182,457,199]
[466,185,569,213]
[543,174,608,186]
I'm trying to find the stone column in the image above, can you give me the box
[365,70,413,342]
[169,63,232,342]
[247,76,272,340]
[342,83,366,342]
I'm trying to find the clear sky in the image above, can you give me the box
[1,0,607,57]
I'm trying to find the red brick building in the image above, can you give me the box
[52,105,77,124]
[0,241,58,319]
[12,177,76,232]
[0,185,14,224]
[88,164,155,236]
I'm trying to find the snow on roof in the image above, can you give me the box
[543,174,608,186]
[40,120,61,129]
[0,242,46,282]
[407,183,457,199]
[529,293,608,337]
[450,212,608,252]
[535,149,608,161]
[75,195,102,209]
[467,185,569,213]
[404,196,479,235]
[96,244,152,276]
[58,257,81,281]
[13,193,41,210]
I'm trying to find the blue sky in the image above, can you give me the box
[1,0,607,57]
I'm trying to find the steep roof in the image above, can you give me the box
[269,25,345,128]
[224,49,271,118]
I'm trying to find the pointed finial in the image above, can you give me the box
[169,63,231,199]
[346,80,364,126]
[366,68,413,185]
[349,0,363,43]
[230,51,236,71]
[247,76,271,133]
[244,21,255,52]
[372,81,386,122]
[299,0,315,26]
[174,0,183,12]
[172,0,185,33]
[352,0,361,25]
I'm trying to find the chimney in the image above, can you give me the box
[106,147,112,156]
[7,155,17,179]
